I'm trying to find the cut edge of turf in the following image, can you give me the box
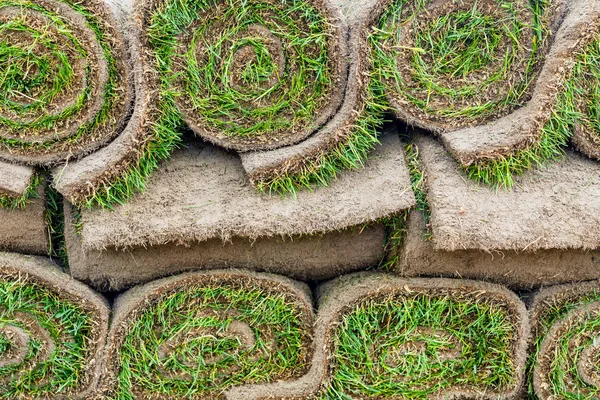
[0,174,42,210]
[315,275,528,400]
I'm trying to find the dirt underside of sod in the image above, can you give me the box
[63,129,414,290]
[413,133,600,253]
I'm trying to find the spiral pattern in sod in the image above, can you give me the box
[372,0,547,129]
[141,0,344,151]
[0,272,104,397]
[109,275,313,398]
[0,0,131,165]
[531,285,600,399]
[319,288,523,399]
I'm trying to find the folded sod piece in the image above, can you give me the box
[0,252,109,398]
[0,0,135,205]
[64,128,415,290]
[369,0,600,186]
[0,182,47,255]
[101,270,314,399]
[228,273,529,399]
[529,281,600,399]
[394,133,600,289]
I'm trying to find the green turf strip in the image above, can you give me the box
[318,292,518,399]
[113,283,310,399]
[0,278,95,398]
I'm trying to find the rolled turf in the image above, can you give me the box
[529,281,600,399]
[0,252,109,398]
[228,273,530,400]
[101,270,315,399]
[369,0,600,187]
[0,0,134,204]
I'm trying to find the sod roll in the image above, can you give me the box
[229,273,530,399]
[570,28,600,160]
[102,270,314,399]
[529,281,600,399]
[0,0,132,166]
[0,252,109,398]
[134,0,345,152]
[369,0,599,185]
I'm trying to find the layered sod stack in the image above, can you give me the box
[369,0,600,186]
[0,0,134,207]
[394,133,600,289]
[63,127,415,291]
[227,273,529,399]
[0,252,109,398]
[101,270,314,399]
[529,281,600,399]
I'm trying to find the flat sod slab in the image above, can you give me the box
[414,133,600,252]
[227,272,529,400]
[102,269,314,399]
[396,211,600,290]
[0,184,48,255]
[66,204,386,291]
[529,281,600,399]
[76,129,414,249]
[0,252,109,398]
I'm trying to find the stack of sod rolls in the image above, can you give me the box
[393,132,600,289]
[0,252,109,398]
[64,127,416,291]
[0,0,138,207]
[368,0,600,187]
[529,281,600,399]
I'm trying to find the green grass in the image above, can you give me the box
[375,0,548,124]
[113,280,312,399]
[0,174,42,209]
[314,290,518,399]
[465,33,600,187]
[0,276,96,398]
[526,289,600,400]
[148,0,335,140]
